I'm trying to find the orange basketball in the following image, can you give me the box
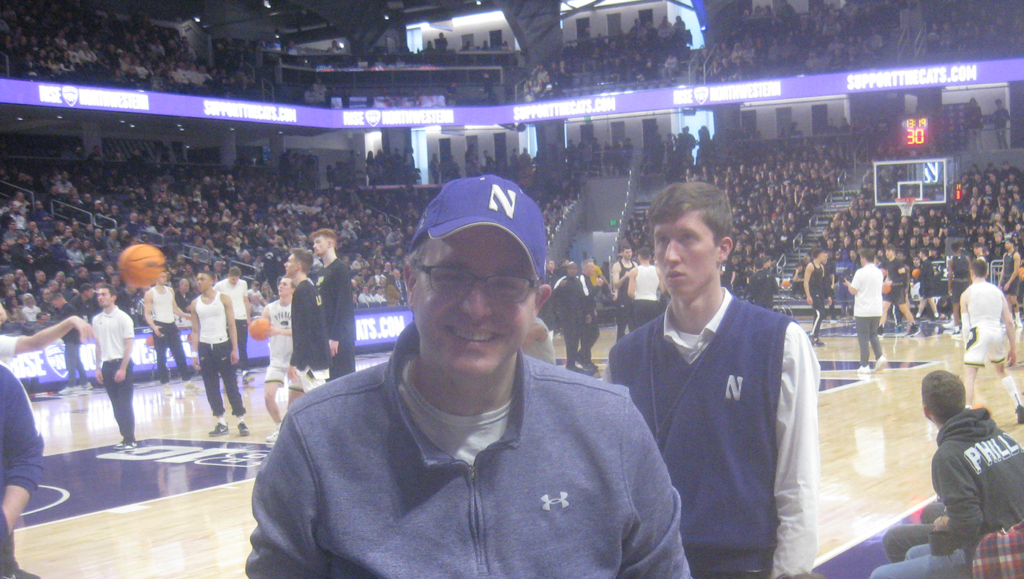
[883,280,892,294]
[1019,266,1024,279]
[249,318,272,341]
[912,268,921,279]
[118,244,166,287]
[145,335,154,348]
[781,279,792,289]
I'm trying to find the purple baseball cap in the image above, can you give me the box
[410,175,547,280]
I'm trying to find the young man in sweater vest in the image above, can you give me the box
[608,181,820,579]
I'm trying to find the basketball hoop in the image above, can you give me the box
[895,197,916,217]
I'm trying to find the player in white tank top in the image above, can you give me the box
[633,264,660,301]
[263,278,298,442]
[144,271,196,394]
[960,259,1023,422]
[190,272,248,436]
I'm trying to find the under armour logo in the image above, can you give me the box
[541,492,569,511]
[726,375,743,401]
[487,183,517,219]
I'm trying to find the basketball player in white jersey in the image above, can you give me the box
[627,246,664,329]
[213,267,253,384]
[261,277,299,443]
[961,258,1024,423]
[190,271,248,436]
[143,271,195,397]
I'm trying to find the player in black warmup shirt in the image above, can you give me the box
[803,248,829,347]
[284,248,331,401]
[311,229,356,379]
[880,246,920,336]
[947,242,971,336]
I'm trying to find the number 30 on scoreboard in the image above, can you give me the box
[903,117,928,147]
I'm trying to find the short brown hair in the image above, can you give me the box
[971,258,989,278]
[921,370,966,424]
[312,229,337,243]
[647,182,733,242]
[228,266,241,277]
[290,248,314,273]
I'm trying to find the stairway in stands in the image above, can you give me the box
[776,189,859,318]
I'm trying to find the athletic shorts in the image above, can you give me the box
[951,281,970,303]
[1005,277,1020,297]
[298,367,329,392]
[886,285,908,305]
[265,366,302,392]
[964,327,1007,367]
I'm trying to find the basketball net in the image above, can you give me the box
[895,197,916,217]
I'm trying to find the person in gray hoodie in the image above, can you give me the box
[247,175,690,578]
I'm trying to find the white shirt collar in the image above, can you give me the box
[662,289,732,363]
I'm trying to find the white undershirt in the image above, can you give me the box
[399,362,510,466]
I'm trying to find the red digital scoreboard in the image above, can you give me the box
[902,116,929,147]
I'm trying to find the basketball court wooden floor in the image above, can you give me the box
[13,318,1024,578]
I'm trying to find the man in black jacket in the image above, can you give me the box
[552,261,599,375]
[870,370,1024,578]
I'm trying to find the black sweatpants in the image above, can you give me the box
[234,319,249,372]
[154,322,192,384]
[810,294,827,339]
[199,341,245,417]
[632,299,664,330]
[102,360,135,443]
[615,297,633,341]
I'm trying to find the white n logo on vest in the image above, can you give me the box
[487,184,516,219]
[725,375,743,401]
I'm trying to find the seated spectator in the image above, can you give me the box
[870,370,1024,578]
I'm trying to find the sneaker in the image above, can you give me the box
[124,441,137,450]
[13,568,41,579]
[874,355,888,372]
[209,423,229,437]
[113,439,135,450]
[812,339,826,347]
[1017,405,1024,425]
[58,386,80,395]
[184,379,198,391]
[238,421,250,436]
[243,371,255,384]
[857,365,871,374]
[952,328,962,336]
[907,324,921,337]
[266,429,279,443]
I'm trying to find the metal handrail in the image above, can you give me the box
[183,243,213,264]
[94,213,116,230]
[140,230,166,246]
[260,78,276,102]
[49,199,92,225]
[0,180,36,207]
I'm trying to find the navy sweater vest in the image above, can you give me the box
[609,298,791,572]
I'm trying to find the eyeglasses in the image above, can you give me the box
[418,265,537,304]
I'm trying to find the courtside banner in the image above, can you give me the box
[8,307,413,386]
[3,58,1023,127]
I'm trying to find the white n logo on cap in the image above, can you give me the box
[488,184,516,219]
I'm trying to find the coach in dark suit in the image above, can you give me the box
[553,261,600,374]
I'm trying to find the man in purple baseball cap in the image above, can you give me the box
[249,175,689,578]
